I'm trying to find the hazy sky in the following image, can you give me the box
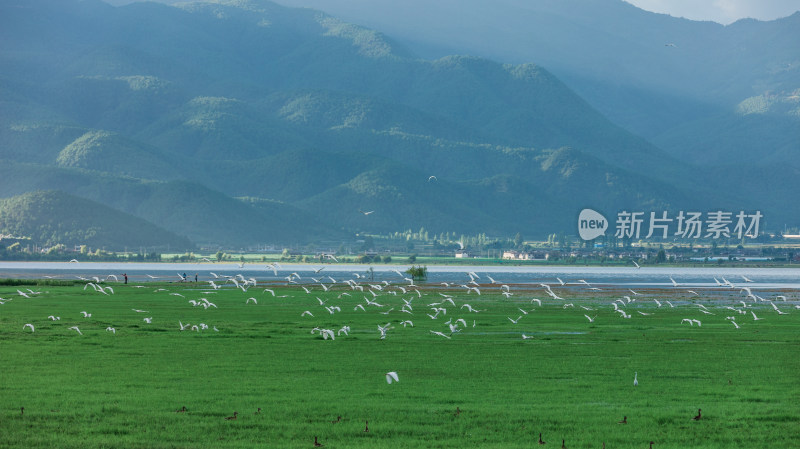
[624,0,800,24]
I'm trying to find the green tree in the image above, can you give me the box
[406,265,427,281]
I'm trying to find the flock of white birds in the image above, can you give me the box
[4,265,798,366]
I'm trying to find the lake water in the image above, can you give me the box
[1,261,798,290]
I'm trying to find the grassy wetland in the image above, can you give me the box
[1,275,798,449]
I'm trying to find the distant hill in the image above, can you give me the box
[0,0,795,246]
[0,161,343,246]
[0,190,193,250]
[266,0,800,170]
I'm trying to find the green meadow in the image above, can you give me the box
[0,279,798,449]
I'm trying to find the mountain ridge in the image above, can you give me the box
[0,0,794,249]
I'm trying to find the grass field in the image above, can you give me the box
[1,276,798,449]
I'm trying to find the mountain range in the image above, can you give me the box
[0,0,796,250]
[266,0,800,170]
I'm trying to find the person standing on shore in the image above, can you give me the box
[123,273,128,284]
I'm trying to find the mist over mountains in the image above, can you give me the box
[0,0,796,249]
[268,0,800,165]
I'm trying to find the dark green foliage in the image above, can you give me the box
[405,264,427,280]
[0,278,78,286]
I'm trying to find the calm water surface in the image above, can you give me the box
[1,262,798,289]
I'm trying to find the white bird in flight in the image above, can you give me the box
[68,326,83,335]
[23,323,34,332]
[386,371,399,384]
[429,330,451,339]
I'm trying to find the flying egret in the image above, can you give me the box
[429,330,451,339]
[670,276,679,287]
[770,302,786,315]
[23,323,34,332]
[386,371,399,384]
[68,326,82,335]
[634,372,638,386]
[378,323,393,339]
[80,311,92,318]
